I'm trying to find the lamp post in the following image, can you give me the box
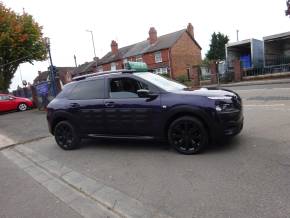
[86,30,97,58]
[44,37,57,97]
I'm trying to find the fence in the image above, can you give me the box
[12,87,32,100]
[12,81,59,110]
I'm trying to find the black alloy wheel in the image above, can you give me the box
[168,116,208,154]
[54,121,80,150]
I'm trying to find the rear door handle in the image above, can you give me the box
[105,101,115,108]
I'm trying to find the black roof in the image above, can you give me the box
[98,29,201,65]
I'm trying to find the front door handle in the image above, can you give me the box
[105,101,115,108]
[70,103,80,108]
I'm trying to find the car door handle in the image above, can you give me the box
[70,103,80,108]
[105,101,115,107]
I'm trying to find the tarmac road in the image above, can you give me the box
[1,83,290,218]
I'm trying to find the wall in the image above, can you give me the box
[170,32,202,79]
[98,49,170,72]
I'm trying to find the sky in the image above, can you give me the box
[2,0,289,91]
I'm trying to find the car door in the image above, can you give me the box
[68,78,106,135]
[104,76,162,137]
[0,95,14,111]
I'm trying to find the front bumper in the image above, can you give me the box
[214,110,244,139]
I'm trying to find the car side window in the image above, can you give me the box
[0,95,9,100]
[69,79,104,100]
[109,77,149,99]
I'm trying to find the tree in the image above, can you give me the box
[206,32,229,61]
[0,3,47,92]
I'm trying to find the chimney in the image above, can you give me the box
[187,23,194,38]
[111,40,118,54]
[148,27,157,44]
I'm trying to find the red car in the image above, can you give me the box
[0,94,34,112]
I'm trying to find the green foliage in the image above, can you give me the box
[201,58,210,67]
[160,72,170,78]
[206,32,229,61]
[176,74,189,84]
[0,3,47,91]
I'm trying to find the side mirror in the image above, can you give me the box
[8,96,15,100]
[137,89,150,98]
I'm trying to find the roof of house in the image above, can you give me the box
[263,31,290,41]
[33,71,49,84]
[71,61,97,76]
[33,67,75,84]
[98,29,201,65]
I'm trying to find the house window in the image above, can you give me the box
[155,51,162,63]
[154,67,168,75]
[98,66,103,72]
[111,62,116,71]
[136,55,143,62]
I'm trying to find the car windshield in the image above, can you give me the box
[134,72,186,91]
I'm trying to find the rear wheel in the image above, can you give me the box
[18,103,27,111]
[168,116,208,155]
[54,121,80,150]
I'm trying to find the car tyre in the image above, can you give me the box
[18,103,28,111]
[54,121,80,150]
[168,116,208,155]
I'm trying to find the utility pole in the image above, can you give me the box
[86,30,97,58]
[236,29,239,41]
[74,54,78,67]
[44,37,57,97]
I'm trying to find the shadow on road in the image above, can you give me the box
[78,136,241,155]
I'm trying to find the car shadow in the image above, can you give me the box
[205,136,242,154]
[80,138,171,153]
[79,136,241,155]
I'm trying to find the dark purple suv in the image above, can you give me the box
[47,70,243,154]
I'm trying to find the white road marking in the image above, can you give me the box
[244,104,286,107]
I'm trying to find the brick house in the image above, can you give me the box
[97,23,202,79]
[71,57,99,78]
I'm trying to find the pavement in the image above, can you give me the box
[1,83,290,218]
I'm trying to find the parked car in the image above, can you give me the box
[47,63,243,154]
[0,94,34,112]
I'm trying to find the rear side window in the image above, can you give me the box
[56,82,76,99]
[69,79,104,100]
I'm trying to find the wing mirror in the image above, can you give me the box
[137,89,158,100]
[137,89,150,98]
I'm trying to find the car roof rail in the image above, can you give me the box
[72,69,136,81]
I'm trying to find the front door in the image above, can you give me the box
[104,76,162,137]
[0,95,15,112]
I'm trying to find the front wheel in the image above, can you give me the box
[18,103,28,111]
[168,116,208,155]
[54,121,80,150]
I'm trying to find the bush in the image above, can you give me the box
[176,75,189,84]
[160,73,170,78]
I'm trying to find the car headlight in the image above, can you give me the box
[215,103,234,112]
